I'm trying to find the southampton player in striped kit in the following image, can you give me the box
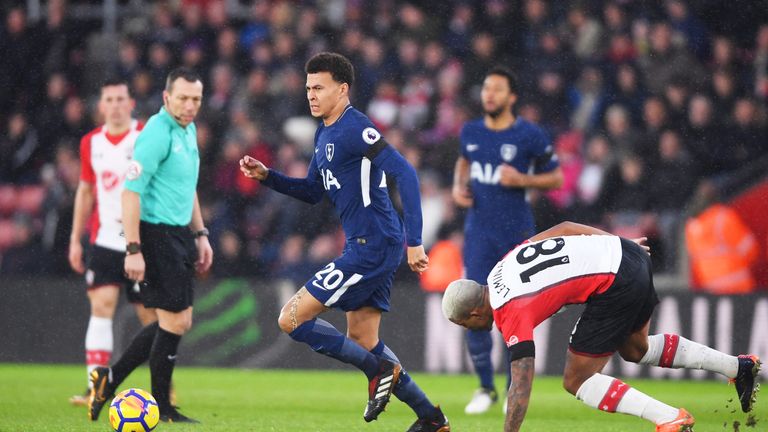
[443,221,761,432]
[240,53,449,431]
[68,78,157,405]
[452,66,563,414]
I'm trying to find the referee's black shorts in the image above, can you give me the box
[569,238,660,357]
[139,221,196,312]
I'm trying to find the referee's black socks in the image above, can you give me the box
[110,322,159,386]
[150,326,182,410]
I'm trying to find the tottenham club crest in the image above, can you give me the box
[500,144,517,162]
[325,143,335,161]
[362,127,381,145]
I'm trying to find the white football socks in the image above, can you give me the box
[576,373,679,425]
[85,316,113,385]
[639,334,739,378]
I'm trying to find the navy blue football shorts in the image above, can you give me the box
[304,239,404,312]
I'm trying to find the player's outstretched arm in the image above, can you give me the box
[505,356,535,432]
[240,154,325,204]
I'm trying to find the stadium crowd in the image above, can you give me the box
[0,0,766,282]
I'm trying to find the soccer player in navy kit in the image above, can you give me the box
[240,52,449,431]
[452,67,563,414]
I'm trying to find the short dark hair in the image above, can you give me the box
[100,77,131,96]
[305,52,354,88]
[485,66,518,94]
[165,67,203,92]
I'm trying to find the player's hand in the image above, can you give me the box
[68,240,85,274]
[124,253,146,282]
[452,185,474,208]
[499,164,528,188]
[239,155,269,181]
[407,245,429,273]
[195,235,213,273]
[631,237,651,255]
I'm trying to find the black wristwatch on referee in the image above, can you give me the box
[126,242,141,255]
[194,228,210,238]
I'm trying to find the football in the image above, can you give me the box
[108,388,160,432]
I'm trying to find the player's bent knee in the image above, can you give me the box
[277,310,299,334]
[562,373,586,396]
[619,347,644,363]
[91,299,117,318]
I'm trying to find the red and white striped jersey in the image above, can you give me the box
[487,235,623,348]
[79,120,143,251]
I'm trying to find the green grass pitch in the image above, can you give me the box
[0,364,762,431]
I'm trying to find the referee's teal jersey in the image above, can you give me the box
[124,107,199,226]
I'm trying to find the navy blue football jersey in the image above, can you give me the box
[310,106,409,246]
[460,117,558,236]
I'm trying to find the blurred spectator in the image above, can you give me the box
[0,6,38,118]
[114,38,142,82]
[648,130,698,271]
[753,24,768,101]
[683,93,729,177]
[665,0,710,60]
[0,213,46,275]
[710,68,739,119]
[726,98,767,170]
[575,134,614,222]
[603,104,640,158]
[367,80,400,132]
[636,96,669,161]
[598,153,650,215]
[211,230,252,278]
[563,4,603,60]
[0,113,41,184]
[419,228,463,294]
[639,21,707,95]
[35,73,69,152]
[131,70,161,121]
[40,144,80,274]
[569,65,607,132]
[686,182,759,294]
[608,63,646,127]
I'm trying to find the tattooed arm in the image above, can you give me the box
[504,356,535,432]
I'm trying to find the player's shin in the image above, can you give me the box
[576,373,681,425]
[370,340,439,419]
[639,334,739,378]
[289,318,380,378]
[85,316,113,384]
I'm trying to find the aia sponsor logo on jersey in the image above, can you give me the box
[506,335,519,347]
[101,171,121,191]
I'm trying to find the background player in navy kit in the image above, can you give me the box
[452,66,563,413]
[443,221,760,432]
[239,52,449,431]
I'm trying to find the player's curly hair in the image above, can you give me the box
[305,52,355,88]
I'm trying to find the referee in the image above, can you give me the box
[88,67,212,424]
